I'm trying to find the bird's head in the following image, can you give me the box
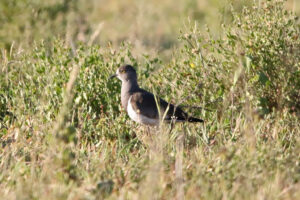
[109,64,137,82]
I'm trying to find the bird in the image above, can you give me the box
[109,64,204,126]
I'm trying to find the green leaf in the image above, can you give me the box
[258,71,269,86]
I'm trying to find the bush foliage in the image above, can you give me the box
[180,1,300,115]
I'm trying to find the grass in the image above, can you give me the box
[0,0,300,199]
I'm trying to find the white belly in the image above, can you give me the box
[127,96,159,126]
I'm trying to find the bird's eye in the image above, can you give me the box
[120,69,125,73]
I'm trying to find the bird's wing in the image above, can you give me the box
[130,90,188,121]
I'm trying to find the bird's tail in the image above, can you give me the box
[188,117,204,123]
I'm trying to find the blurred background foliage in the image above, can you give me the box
[1,0,298,53]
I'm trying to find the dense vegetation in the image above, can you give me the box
[0,0,299,199]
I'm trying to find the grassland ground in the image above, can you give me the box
[0,0,300,199]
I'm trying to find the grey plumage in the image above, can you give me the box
[110,64,204,125]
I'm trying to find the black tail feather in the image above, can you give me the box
[187,117,204,123]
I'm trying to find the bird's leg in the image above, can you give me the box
[168,119,175,135]
[175,123,185,200]
[146,126,151,135]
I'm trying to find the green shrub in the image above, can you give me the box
[0,40,139,140]
[180,0,300,115]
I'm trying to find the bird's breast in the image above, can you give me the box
[127,95,158,126]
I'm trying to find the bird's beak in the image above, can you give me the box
[109,74,117,79]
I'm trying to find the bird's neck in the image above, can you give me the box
[122,79,139,93]
[121,79,139,109]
